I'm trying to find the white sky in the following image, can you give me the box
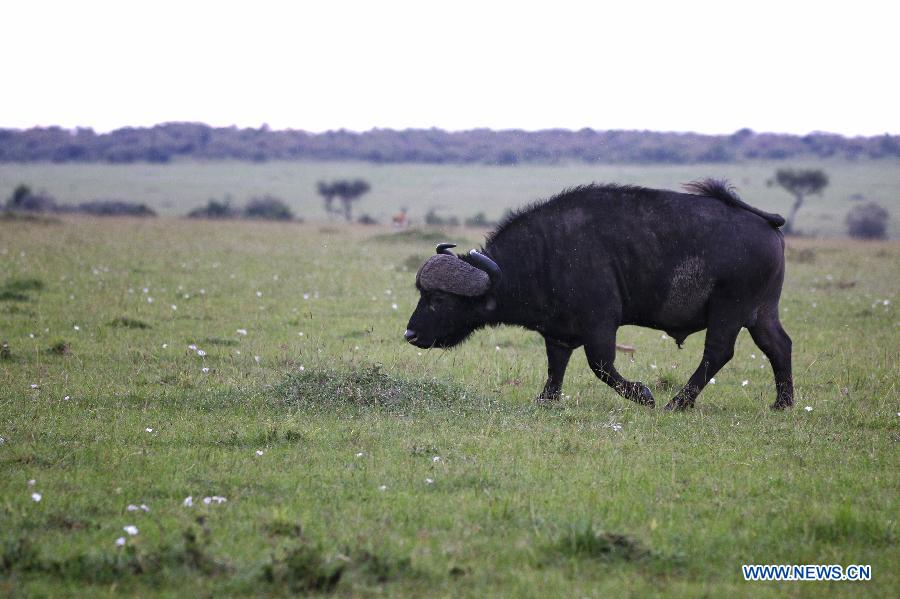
[2,0,898,135]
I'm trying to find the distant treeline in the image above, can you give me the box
[1,123,898,164]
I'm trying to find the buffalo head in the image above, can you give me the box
[404,243,501,348]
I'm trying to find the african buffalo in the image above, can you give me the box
[404,180,793,410]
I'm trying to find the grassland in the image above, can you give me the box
[0,213,897,597]
[1,158,898,237]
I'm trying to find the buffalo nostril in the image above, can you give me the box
[404,329,418,343]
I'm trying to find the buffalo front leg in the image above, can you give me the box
[537,337,576,402]
[584,329,655,407]
[665,316,741,411]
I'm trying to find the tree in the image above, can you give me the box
[317,181,339,217]
[316,179,371,222]
[774,169,829,234]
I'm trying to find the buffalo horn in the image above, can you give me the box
[436,243,457,255]
[468,250,502,287]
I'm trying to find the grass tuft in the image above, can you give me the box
[261,542,344,593]
[274,364,494,414]
[551,523,650,563]
[109,316,152,329]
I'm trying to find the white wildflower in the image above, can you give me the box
[391,303,398,310]
[299,365,305,371]
[115,537,126,547]
[236,329,247,335]
[709,377,716,384]
[203,496,227,505]
[750,354,756,359]
[255,450,264,456]
[28,479,36,487]
[298,332,304,336]
[650,364,657,369]
[432,456,441,463]
[201,367,209,374]
[31,492,42,502]
[63,395,71,401]
[140,504,150,512]
[804,406,813,412]
[188,344,197,350]
[254,356,261,364]
[127,504,139,512]
[162,343,168,349]
[661,334,667,339]
[183,496,194,507]
[303,293,310,300]
[145,427,153,433]
[30,384,38,389]
[425,478,434,485]
[142,287,149,294]
[73,325,80,331]
[741,380,749,387]
[197,349,206,357]
[610,423,623,432]
[256,291,262,297]
[123,525,138,536]
[171,304,177,311]
[147,297,153,303]
[378,485,387,491]
[355,452,365,458]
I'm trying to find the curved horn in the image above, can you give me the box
[468,249,502,287]
[436,243,457,255]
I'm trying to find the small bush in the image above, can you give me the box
[424,208,459,227]
[187,198,238,219]
[846,202,889,239]
[464,212,498,228]
[243,195,294,221]
[6,184,58,212]
[74,200,156,217]
[357,213,378,225]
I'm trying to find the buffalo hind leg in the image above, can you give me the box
[584,330,655,407]
[666,316,741,411]
[748,316,793,409]
[537,337,576,402]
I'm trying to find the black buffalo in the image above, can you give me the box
[404,180,793,410]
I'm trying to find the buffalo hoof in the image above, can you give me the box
[535,390,562,404]
[632,383,655,408]
[770,400,793,411]
[664,395,695,411]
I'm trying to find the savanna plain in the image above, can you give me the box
[1,161,898,597]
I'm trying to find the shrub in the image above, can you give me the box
[424,208,459,227]
[6,184,58,213]
[464,212,497,228]
[74,200,156,217]
[357,213,378,225]
[187,198,238,219]
[243,195,294,221]
[846,202,889,239]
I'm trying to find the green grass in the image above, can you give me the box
[1,158,898,237]
[0,216,898,597]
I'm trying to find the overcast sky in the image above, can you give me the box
[3,1,897,135]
